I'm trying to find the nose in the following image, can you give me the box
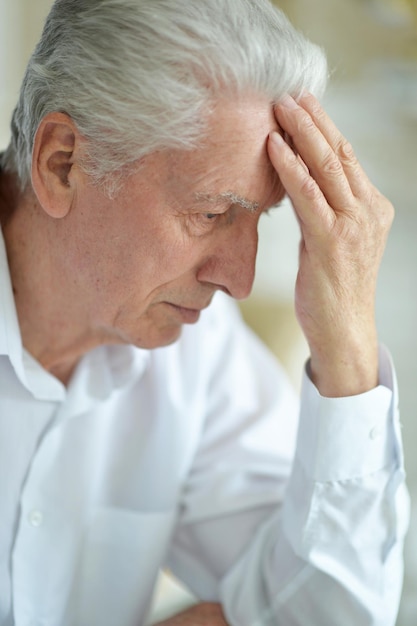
[196,222,258,300]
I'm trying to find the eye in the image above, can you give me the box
[198,206,235,227]
[186,211,223,235]
[185,206,234,236]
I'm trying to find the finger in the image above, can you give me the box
[298,92,373,198]
[274,96,355,211]
[267,130,334,235]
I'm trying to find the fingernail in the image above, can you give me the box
[269,131,284,145]
[279,94,298,109]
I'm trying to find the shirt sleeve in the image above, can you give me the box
[166,300,410,626]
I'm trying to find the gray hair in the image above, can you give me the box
[2,0,328,191]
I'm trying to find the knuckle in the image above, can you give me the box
[380,198,395,229]
[321,151,344,177]
[370,191,395,226]
[295,112,316,136]
[300,176,322,202]
[338,139,357,164]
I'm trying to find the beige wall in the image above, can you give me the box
[274,0,416,80]
[0,0,53,147]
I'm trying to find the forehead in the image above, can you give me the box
[162,97,282,209]
[204,96,278,142]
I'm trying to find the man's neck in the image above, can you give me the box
[0,174,104,385]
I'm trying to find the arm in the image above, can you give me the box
[164,312,408,625]
[163,96,408,625]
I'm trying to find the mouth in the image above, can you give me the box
[165,303,203,324]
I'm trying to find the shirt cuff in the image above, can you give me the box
[296,345,400,482]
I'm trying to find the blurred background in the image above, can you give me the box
[0,0,416,623]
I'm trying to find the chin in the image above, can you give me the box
[132,323,183,350]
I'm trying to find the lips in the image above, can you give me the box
[165,303,202,323]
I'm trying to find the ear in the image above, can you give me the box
[31,112,83,219]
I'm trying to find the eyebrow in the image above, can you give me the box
[194,191,259,213]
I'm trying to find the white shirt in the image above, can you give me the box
[0,230,409,626]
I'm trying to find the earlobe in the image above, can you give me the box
[31,112,80,219]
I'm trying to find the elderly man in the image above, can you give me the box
[0,0,409,625]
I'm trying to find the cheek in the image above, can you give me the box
[124,228,204,294]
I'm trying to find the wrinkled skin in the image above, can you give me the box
[268,93,393,397]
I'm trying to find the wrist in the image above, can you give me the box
[308,333,379,398]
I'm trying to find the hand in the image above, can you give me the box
[267,93,394,397]
[153,602,229,625]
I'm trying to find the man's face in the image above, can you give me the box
[70,98,284,349]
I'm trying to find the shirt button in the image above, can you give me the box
[370,425,383,440]
[28,510,44,527]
